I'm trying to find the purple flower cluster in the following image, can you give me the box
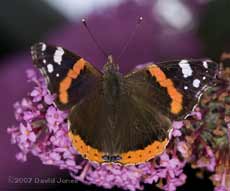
[7,69,230,191]
[7,70,81,174]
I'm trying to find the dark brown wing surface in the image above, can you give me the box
[31,42,102,110]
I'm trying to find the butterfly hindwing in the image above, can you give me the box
[31,42,102,110]
[68,80,171,164]
[125,59,218,120]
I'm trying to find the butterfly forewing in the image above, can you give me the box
[125,59,218,120]
[31,42,102,110]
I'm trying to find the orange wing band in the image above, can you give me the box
[69,131,104,163]
[119,138,168,164]
[148,64,183,114]
[59,58,86,104]
[69,131,168,165]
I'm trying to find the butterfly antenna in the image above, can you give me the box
[118,16,143,61]
[82,18,108,58]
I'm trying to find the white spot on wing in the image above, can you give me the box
[203,61,208,69]
[178,60,193,78]
[203,76,206,80]
[56,73,60,77]
[184,86,188,90]
[193,79,200,88]
[41,43,46,51]
[43,59,46,64]
[54,47,64,65]
[47,64,54,73]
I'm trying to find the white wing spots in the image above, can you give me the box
[193,79,200,88]
[56,73,60,77]
[203,61,208,69]
[43,59,47,64]
[47,64,54,73]
[203,76,206,80]
[184,86,188,90]
[41,43,47,51]
[54,47,64,65]
[178,60,193,78]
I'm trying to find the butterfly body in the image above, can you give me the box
[31,42,218,165]
[102,55,124,106]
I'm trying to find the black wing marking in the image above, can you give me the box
[31,42,102,110]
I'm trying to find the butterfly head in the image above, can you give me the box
[103,55,120,73]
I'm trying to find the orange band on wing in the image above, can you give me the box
[69,131,104,163]
[59,58,86,104]
[148,65,183,114]
[69,131,168,165]
[119,138,168,164]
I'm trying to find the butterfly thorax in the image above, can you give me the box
[102,55,123,105]
[103,55,119,73]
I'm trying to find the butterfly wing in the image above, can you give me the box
[125,59,218,120]
[68,80,171,164]
[31,42,102,110]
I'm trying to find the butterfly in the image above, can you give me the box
[31,42,218,165]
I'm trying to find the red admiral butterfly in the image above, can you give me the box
[31,42,218,165]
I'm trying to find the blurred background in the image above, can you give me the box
[1,0,230,190]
